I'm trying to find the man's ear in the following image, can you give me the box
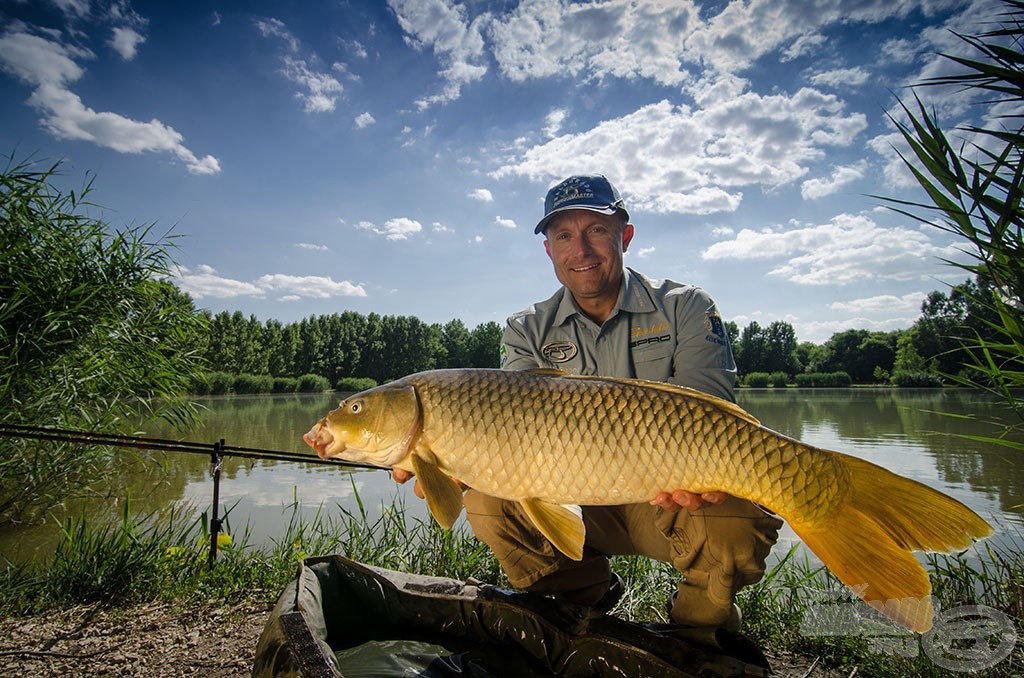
[621,223,635,252]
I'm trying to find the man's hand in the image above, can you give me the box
[651,489,728,512]
[391,468,466,499]
[391,467,426,500]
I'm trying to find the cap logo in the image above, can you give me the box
[551,177,595,209]
[541,341,578,363]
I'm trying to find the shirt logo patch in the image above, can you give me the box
[705,311,728,346]
[541,341,578,363]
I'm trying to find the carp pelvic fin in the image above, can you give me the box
[411,452,464,530]
[520,498,586,561]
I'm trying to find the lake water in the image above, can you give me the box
[2,388,1022,565]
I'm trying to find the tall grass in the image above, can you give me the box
[1,494,1020,676]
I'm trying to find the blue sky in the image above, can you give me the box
[0,0,1002,343]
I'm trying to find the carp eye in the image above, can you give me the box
[349,400,362,414]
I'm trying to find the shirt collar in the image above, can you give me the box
[553,268,655,326]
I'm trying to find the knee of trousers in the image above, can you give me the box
[463,489,583,589]
[660,497,783,617]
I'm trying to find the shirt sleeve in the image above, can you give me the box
[500,318,541,371]
[666,286,737,401]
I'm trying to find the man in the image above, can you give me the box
[401,174,781,631]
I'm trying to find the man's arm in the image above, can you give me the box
[655,285,737,511]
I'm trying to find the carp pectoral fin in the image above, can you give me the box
[520,498,585,561]
[411,453,464,530]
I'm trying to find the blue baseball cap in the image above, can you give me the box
[534,174,629,235]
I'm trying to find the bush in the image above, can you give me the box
[794,372,852,388]
[205,372,234,395]
[272,377,299,393]
[233,373,273,394]
[336,377,377,393]
[297,374,332,392]
[744,372,772,388]
[0,156,207,524]
[890,371,944,388]
[769,372,789,388]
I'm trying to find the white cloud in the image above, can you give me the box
[295,242,329,251]
[282,55,344,113]
[432,221,454,233]
[468,188,493,202]
[355,111,375,127]
[387,0,489,108]
[636,246,655,258]
[172,265,265,299]
[254,18,300,53]
[0,29,220,175]
[544,108,567,138]
[809,67,871,89]
[490,0,694,86]
[494,216,516,228]
[829,292,926,315]
[702,213,961,285]
[355,217,423,240]
[109,27,145,60]
[255,274,367,299]
[255,18,343,113]
[172,265,365,300]
[800,161,867,200]
[494,84,866,215]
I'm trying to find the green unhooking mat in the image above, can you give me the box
[252,555,771,677]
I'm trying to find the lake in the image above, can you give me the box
[2,388,1022,565]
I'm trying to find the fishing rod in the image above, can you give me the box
[0,423,379,471]
[0,423,384,567]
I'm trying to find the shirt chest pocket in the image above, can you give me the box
[631,339,674,381]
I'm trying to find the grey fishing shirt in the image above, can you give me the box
[499,268,737,402]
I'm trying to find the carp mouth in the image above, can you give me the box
[303,421,345,459]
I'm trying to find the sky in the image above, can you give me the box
[0,0,1005,344]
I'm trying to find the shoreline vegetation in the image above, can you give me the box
[1,491,1021,676]
[196,368,952,396]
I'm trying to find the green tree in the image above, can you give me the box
[440,319,472,368]
[817,329,896,384]
[469,321,502,368]
[735,321,765,375]
[0,156,207,524]
[762,321,800,376]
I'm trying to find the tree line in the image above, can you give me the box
[198,272,995,390]
[730,275,1000,386]
[200,310,502,389]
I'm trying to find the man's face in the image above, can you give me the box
[544,210,634,308]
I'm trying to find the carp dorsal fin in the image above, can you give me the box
[411,452,464,530]
[532,371,761,427]
[525,367,570,377]
[520,498,585,561]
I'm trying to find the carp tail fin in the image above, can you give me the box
[790,453,993,634]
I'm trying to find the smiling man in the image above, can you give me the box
[464,174,783,632]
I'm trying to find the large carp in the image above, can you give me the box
[302,368,992,633]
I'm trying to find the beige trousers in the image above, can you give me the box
[464,490,783,627]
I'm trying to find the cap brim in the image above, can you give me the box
[534,205,622,235]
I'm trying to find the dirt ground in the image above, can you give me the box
[0,601,850,677]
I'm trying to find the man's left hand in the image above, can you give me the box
[651,490,728,512]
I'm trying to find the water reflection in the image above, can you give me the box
[1,389,1020,564]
